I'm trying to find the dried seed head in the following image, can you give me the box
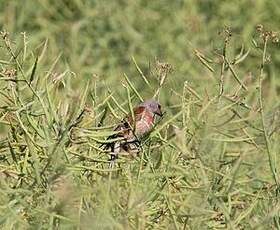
[256,24,263,33]
[256,24,279,43]
[1,68,17,77]
[0,31,9,40]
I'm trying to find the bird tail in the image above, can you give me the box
[100,133,123,162]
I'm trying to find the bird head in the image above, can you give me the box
[139,99,163,117]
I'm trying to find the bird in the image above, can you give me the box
[103,99,163,161]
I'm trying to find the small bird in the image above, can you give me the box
[104,99,163,161]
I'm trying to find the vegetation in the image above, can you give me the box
[0,0,280,229]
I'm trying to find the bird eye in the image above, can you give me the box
[158,104,161,109]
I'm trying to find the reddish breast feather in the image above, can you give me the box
[113,106,154,141]
[127,106,154,137]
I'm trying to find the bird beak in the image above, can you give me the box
[156,109,163,117]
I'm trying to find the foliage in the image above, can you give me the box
[0,0,280,229]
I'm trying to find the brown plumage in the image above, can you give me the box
[103,99,163,160]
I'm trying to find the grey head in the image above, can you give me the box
[139,99,163,116]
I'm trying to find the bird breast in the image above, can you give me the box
[127,107,154,138]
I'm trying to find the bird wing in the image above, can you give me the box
[102,106,154,157]
[126,106,146,125]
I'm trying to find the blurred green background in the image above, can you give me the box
[1,0,280,101]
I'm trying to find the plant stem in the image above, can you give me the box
[259,37,279,189]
